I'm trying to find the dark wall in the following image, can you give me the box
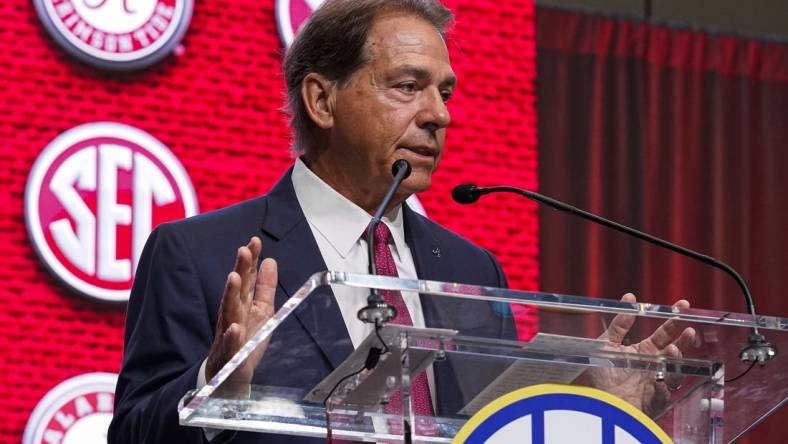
[537,0,788,38]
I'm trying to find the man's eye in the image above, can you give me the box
[441,90,453,102]
[398,82,417,93]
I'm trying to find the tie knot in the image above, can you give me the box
[363,222,391,245]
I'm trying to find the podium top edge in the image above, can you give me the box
[312,271,787,332]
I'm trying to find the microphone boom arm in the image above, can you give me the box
[455,184,776,364]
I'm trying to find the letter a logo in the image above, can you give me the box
[275,0,325,48]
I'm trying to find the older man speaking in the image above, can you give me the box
[109,1,694,443]
[109,1,519,443]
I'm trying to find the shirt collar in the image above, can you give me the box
[291,158,409,259]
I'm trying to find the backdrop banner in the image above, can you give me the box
[537,6,788,443]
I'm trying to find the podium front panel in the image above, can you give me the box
[177,272,787,443]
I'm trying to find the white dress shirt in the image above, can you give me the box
[291,158,436,405]
[291,158,428,347]
[198,158,435,409]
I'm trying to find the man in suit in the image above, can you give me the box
[109,0,695,442]
[109,1,516,442]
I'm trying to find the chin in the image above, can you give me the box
[400,173,432,196]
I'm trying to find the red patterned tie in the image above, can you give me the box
[365,223,434,417]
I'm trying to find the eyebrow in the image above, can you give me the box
[388,65,457,87]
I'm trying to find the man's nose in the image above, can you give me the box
[416,87,451,133]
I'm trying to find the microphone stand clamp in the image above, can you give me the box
[357,292,397,324]
[740,332,777,364]
[357,160,411,325]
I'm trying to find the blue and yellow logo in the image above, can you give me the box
[454,384,672,444]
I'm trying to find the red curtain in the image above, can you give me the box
[536,7,788,442]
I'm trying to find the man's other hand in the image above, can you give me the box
[205,236,277,393]
[590,293,697,417]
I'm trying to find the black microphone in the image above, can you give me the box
[452,183,777,364]
[451,183,483,204]
[357,160,412,324]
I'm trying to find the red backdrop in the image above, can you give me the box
[536,7,788,442]
[0,0,538,441]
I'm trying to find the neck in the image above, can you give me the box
[301,154,406,215]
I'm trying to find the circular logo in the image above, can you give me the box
[454,384,672,444]
[25,122,198,302]
[275,0,324,48]
[23,373,118,444]
[33,0,193,70]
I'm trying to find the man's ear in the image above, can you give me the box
[302,73,335,130]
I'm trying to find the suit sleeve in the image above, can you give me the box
[481,248,518,341]
[482,248,509,289]
[108,223,214,443]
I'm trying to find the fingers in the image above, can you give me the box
[254,258,278,307]
[246,259,277,359]
[661,335,688,392]
[208,237,271,383]
[249,236,262,261]
[673,327,696,352]
[659,328,696,362]
[219,271,243,335]
[646,320,682,351]
[247,237,263,289]
[221,322,244,361]
[219,237,265,333]
[206,321,247,382]
[600,293,637,344]
[646,300,692,350]
[662,343,681,358]
[236,237,263,305]
[232,243,252,277]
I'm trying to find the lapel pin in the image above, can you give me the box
[432,247,441,258]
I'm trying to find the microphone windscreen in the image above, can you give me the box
[452,184,480,204]
[392,159,412,179]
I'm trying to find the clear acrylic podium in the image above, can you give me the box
[178,272,787,443]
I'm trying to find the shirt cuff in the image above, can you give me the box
[197,358,208,389]
[197,359,222,441]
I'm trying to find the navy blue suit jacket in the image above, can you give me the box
[109,167,515,443]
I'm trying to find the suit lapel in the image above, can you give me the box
[403,204,451,283]
[404,204,464,330]
[259,168,353,370]
[404,204,486,415]
[257,176,473,376]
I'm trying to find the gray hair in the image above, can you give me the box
[282,0,454,156]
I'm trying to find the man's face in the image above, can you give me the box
[328,12,456,199]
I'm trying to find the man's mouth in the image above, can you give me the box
[400,146,436,157]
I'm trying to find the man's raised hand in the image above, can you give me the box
[601,293,696,357]
[589,293,697,416]
[205,236,277,391]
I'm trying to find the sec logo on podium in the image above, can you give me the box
[454,384,672,444]
[25,122,198,302]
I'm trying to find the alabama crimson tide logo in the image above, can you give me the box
[275,0,324,47]
[23,373,117,444]
[25,122,198,302]
[33,0,193,70]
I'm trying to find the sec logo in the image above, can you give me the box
[25,122,198,302]
[454,384,672,444]
[275,0,325,48]
[23,373,117,444]
[33,0,193,70]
